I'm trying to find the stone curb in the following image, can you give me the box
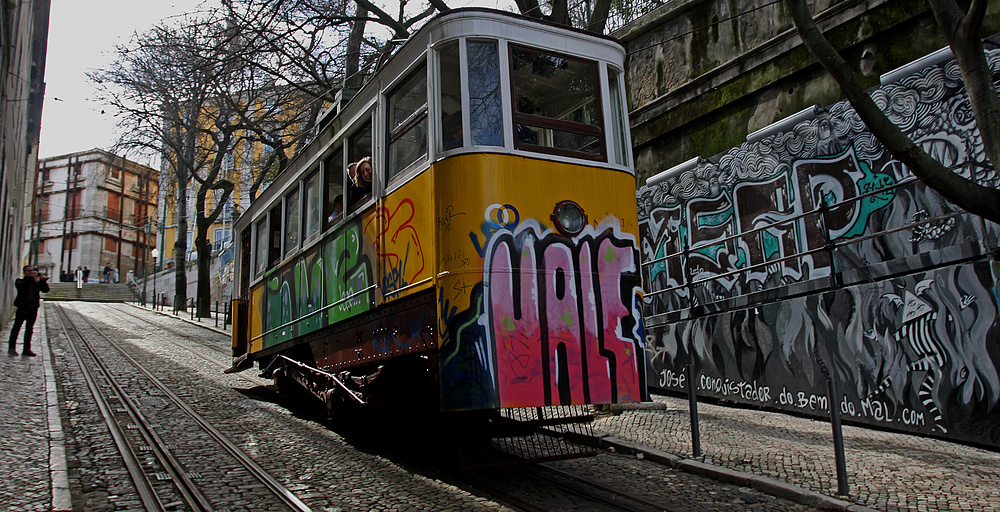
[589,430,878,512]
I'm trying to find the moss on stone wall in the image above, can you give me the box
[629,0,1000,180]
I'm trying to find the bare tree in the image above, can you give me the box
[92,14,316,316]
[785,0,1000,224]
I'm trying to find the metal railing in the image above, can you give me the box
[641,178,993,313]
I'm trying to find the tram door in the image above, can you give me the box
[232,226,252,358]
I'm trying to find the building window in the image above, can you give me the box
[68,190,83,218]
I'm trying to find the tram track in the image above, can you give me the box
[50,302,311,512]
[470,457,683,512]
[98,303,269,387]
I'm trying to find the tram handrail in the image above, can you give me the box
[249,282,379,344]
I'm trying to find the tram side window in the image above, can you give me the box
[510,45,604,159]
[324,148,344,229]
[439,41,463,152]
[254,219,267,276]
[285,188,300,258]
[268,204,282,267]
[608,68,629,166]
[304,170,321,239]
[347,120,373,212]
[387,61,427,181]
[468,39,502,146]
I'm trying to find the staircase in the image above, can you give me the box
[43,282,136,303]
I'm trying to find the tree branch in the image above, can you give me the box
[784,0,1000,224]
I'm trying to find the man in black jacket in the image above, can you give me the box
[9,265,49,357]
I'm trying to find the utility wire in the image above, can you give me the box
[625,0,784,55]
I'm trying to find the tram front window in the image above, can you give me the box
[468,39,502,146]
[510,45,604,159]
[439,41,463,151]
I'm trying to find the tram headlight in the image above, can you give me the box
[551,200,588,236]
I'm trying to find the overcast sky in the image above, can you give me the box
[39,0,212,162]
[38,0,513,164]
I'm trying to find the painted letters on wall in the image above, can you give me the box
[638,51,1000,446]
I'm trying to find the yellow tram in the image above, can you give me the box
[231,9,646,425]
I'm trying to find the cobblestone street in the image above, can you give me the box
[1,302,845,511]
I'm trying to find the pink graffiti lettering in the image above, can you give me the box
[486,221,644,408]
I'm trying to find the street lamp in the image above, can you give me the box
[151,248,159,309]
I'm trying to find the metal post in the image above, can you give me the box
[687,357,701,457]
[682,242,702,458]
[215,301,219,328]
[820,359,849,497]
[151,261,156,310]
[828,379,850,496]
[141,223,150,306]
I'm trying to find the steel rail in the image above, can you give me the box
[101,304,269,387]
[536,462,682,512]
[63,303,314,512]
[55,304,214,510]
[49,304,170,512]
[510,462,682,512]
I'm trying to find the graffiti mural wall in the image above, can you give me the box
[638,51,1000,446]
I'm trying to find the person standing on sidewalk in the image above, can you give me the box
[9,265,49,357]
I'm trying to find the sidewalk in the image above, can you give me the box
[0,305,71,511]
[590,397,999,512]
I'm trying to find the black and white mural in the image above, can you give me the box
[638,50,1000,446]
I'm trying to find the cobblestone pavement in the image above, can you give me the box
[4,303,998,511]
[590,398,1000,512]
[1,305,70,511]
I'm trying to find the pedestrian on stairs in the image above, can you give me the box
[103,264,110,283]
[9,265,49,357]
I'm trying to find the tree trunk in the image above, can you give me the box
[173,177,189,312]
[195,223,213,319]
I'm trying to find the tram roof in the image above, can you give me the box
[321,8,627,127]
[236,8,628,230]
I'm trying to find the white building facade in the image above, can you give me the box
[26,149,158,280]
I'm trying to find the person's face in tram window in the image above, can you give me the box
[357,160,373,187]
